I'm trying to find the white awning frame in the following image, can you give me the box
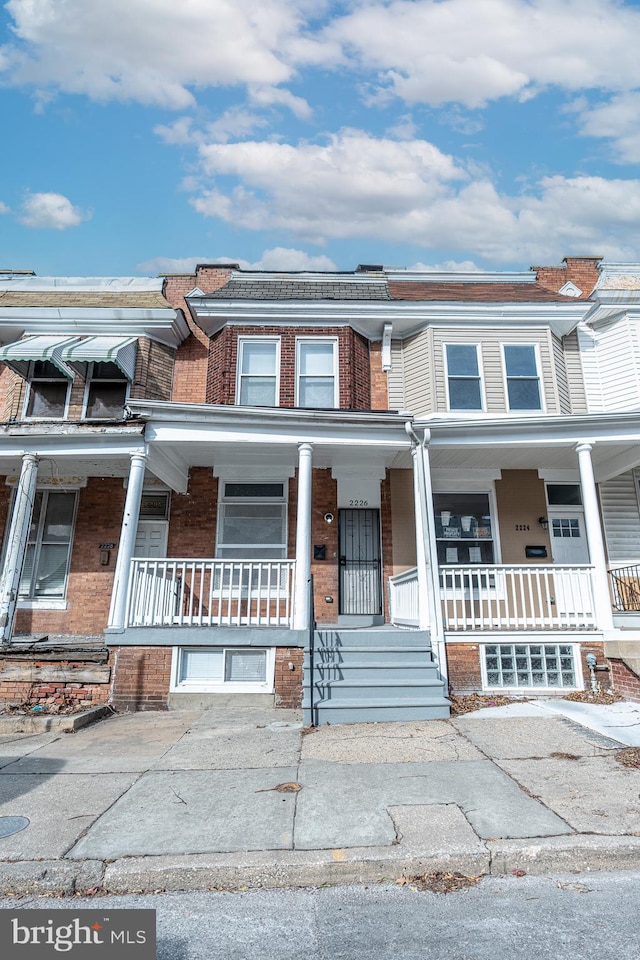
[0,336,80,378]
[61,336,138,381]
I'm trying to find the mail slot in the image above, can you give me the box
[525,545,548,558]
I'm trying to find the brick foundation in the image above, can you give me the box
[609,658,640,702]
[110,646,173,712]
[0,651,111,710]
[446,639,608,696]
[446,643,483,695]
[274,647,304,708]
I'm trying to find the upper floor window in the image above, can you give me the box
[236,338,279,406]
[84,361,128,419]
[296,339,338,408]
[503,345,542,411]
[24,361,70,419]
[445,344,483,410]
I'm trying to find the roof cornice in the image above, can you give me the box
[187,299,589,340]
[0,307,190,347]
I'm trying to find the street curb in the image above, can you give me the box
[0,706,111,734]
[2,836,640,896]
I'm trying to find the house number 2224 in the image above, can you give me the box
[349,499,369,506]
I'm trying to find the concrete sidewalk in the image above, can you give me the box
[0,697,639,895]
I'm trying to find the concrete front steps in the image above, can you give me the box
[604,634,640,679]
[302,627,450,725]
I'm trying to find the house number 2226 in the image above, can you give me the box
[349,499,369,506]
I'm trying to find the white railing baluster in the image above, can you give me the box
[436,564,597,632]
[125,559,296,629]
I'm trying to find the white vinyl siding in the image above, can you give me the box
[387,339,406,410]
[552,334,571,414]
[577,316,640,413]
[600,471,640,565]
[561,330,588,413]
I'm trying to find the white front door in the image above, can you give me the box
[548,508,589,564]
[134,520,168,558]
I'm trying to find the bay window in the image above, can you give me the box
[445,344,483,410]
[503,344,542,411]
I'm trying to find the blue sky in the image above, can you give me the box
[2,0,640,277]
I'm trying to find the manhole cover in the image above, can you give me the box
[0,816,29,838]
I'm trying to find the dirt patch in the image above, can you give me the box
[449,693,526,716]
[615,747,640,769]
[397,871,482,894]
[0,702,93,717]
[562,691,623,705]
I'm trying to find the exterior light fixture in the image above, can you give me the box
[538,516,549,530]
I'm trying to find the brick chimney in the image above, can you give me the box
[533,256,602,298]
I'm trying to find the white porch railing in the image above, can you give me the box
[440,564,597,631]
[388,567,420,626]
[125,559,296,628]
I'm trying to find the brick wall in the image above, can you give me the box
[534,257,601,298]
[369,340,389,409]
[274,647,303,707]
[446,643,483,694]
[164,266,235,404]
[110,646,173,711]
[0,657,111,709]
[167,468,218,558]
[205,325,372,409]
[609,658,640,702]
[129,338,175,402]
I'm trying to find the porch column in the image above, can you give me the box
[576,441,614,631]
[293,442,313,631]
[410,446,431,630]
[108,452,147,631]
[417,432,448,683]
[0,453,39,647]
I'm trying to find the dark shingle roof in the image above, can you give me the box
[204,278,391,301]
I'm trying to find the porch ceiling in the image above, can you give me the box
[426,440,640,481]
[155,440,407,473]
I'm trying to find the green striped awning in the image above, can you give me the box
[0,336,80,378]
[61,336,138,381]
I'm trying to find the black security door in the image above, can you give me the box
[338,509,382,615]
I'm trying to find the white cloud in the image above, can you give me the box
[324,0,640,108]
[405,260,482,272]
[19,192,90,229]
[137,247,337,274]
[182,128,640,262]
[1,0,308,108]
[578,92,640,163]
[0,202,10,215]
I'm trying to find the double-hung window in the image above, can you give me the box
[19,490,77,599]
[445,344,483,410]
[24,361,70,419]
[296,339,338,408]
[236,339,279,406]
[216,482,287,560]
[503,345,542,411]
[84,362,128,419]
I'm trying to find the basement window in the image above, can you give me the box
[482,643,579,690]
[171,647,275,693]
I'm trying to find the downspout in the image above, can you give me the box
[405,422,448,686]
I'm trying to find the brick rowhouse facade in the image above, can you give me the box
[2,257,639,716]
